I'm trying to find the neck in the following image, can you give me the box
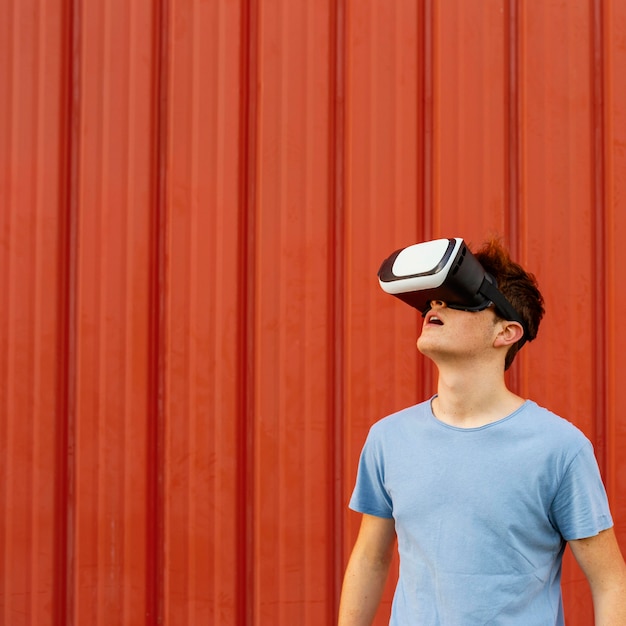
[432,362,524,428]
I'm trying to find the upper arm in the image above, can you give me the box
[568,527,626,592]
[339,515,397,624]
[351,513,397,569]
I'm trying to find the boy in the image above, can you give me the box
[338,239,626,625]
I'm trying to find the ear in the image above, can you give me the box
[493,320,524,348]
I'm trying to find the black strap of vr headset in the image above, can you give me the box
[479,275,528,347]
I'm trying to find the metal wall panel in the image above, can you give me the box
[604,0,626,543]
[1,1,625,625]
[1,1,68,624]
[250,2,336,622]
[68,1,157,624]
[163,0,245,623]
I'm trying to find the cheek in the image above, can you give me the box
[463,319,499,344]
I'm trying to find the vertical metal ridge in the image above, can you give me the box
[238,0,259,622]
[0,7,15,622]
[329,0,345,620]
[591,0,608,479]
[506,0,520,254]
[418,0,431,240]
[56,0,81,623]
[421,0,434,395]
[506,0,521,393]
[147,0,169,623]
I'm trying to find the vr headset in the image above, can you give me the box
[377,237,527,342]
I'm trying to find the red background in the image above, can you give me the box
[1,1,625,624]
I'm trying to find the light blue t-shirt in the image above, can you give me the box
[349,398,613,625]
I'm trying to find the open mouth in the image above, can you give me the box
[427,314,444,326]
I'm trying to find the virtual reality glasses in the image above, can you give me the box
[378,237,527,341]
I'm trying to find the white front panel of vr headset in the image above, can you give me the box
[381,237,462,294]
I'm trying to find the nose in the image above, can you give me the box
[421,299,446,317]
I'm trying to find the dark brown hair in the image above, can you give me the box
[474,239,545,370]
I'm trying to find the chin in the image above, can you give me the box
[416,337,434,356]
[417,337,453,362]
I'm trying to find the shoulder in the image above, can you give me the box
[359,399,433,454]
[369,399,432,436]
[514,401,600,479]
[521,400,591,444]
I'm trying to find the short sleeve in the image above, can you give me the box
[348,428,394,519]
[550,441,613,541]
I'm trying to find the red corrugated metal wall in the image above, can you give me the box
[1,1,625,624]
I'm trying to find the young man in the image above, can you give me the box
[338,239,626,625]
